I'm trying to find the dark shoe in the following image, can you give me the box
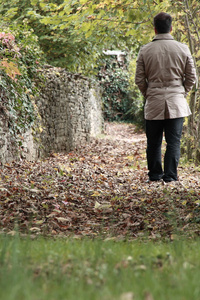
[145,179,161,183]
[162,175,177,182]
[163,180,178,183]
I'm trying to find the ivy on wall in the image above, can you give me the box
[0,24,45,142]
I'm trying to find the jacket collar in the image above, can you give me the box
[152,33,174,41]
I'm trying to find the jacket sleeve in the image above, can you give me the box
[184,47,196,95]
[135,49,148,98]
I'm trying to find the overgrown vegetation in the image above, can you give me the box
[0,23,45,141]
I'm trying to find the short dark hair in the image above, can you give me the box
[154,12,172,33]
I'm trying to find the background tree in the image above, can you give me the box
[0,0,110,73]
[170,0,200,163]
[0,0,168,72]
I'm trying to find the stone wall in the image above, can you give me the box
[0,66,103,163]
[0,109,16,164]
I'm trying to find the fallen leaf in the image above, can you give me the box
[120,292,134,300]
[144,292,154,300]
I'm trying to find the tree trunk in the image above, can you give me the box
[184,0,200,163]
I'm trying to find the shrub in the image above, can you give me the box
[97,54,144,127]
[97,55,132,122]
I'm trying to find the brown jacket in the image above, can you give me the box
[135,33,196,120]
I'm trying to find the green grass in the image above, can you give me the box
[1,234,200,300]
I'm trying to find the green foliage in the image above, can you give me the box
[0,23,45,139]
[98,54,144,126]
[0,0,170,74]
[0,0,106,74]
[98,55,132,122]
[128,57,145,127]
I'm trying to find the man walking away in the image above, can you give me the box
[135,12,196,183]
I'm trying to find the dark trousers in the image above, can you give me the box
[145,118,184,182]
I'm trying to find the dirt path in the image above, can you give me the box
[0,122,199,238]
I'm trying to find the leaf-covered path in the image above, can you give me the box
[0,122,199,238]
